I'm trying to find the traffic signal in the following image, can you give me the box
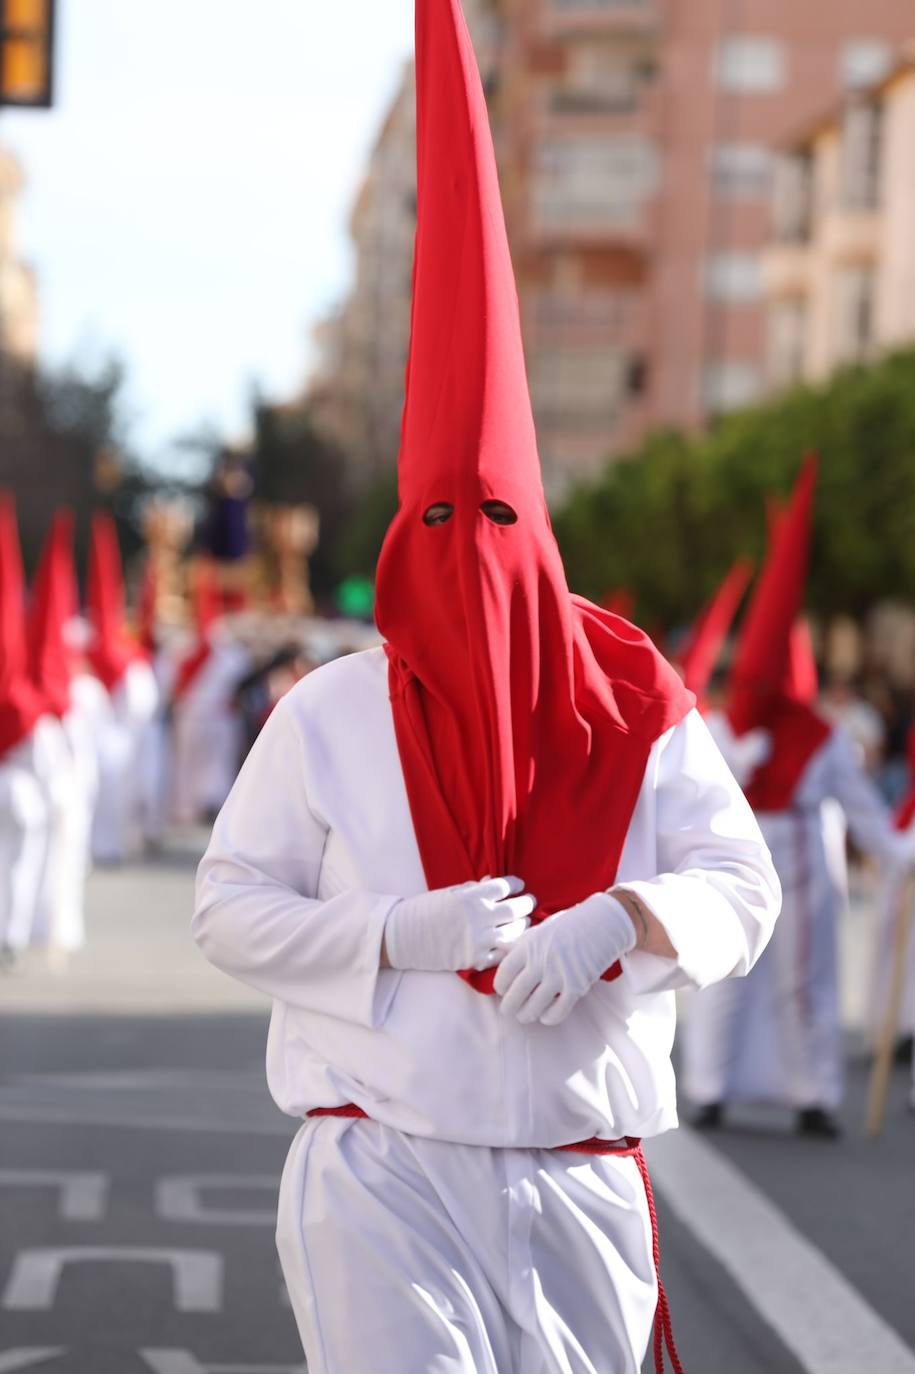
[0,0,55,108]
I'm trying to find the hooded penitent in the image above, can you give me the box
[173,560,222,703]
[27,510,77,720]
[87,511,139,694]
[0,495,47,760]
[374,0,693,993]
[678,558,752,704]
[727,455,830,812]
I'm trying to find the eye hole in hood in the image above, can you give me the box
[480,500,518,526]
[423,502,455,526]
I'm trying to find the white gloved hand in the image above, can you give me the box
[493,892,636,1026]
[384,876,536,973]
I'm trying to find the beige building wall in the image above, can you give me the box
[764,60,915,394]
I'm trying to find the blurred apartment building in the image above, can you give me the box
[305,64,417,487]
[0,146,38,365]
[764,55,915,390]
[306,1,915,499]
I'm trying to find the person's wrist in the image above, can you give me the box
[605,889,644,952]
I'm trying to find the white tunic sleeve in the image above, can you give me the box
[192,695,402,1029]
[818,726,914,868]
[616,709,781,995]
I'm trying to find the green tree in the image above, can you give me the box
[552,347,915,628]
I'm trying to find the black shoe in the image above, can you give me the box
[797,1107,842,1139]
[693,1102,724,1130]
[893,1035,914,1068]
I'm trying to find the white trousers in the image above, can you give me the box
[276,1118,657,1374]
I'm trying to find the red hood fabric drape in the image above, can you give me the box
[87,512,140,693]
[0,495,46,759]
[374,0,693,993]
[27,510,76,720]
[173,561,222,703]
[678,558,751,705]
[784,618,819,706]
[727,457,830,812]
[894,725,915,832]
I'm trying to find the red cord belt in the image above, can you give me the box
[307,1105,683,1373]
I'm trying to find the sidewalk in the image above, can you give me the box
[0,831,267,1018]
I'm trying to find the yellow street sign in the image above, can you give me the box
[0,0,55,108]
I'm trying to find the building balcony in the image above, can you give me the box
[763,242,812,299]
[820,206,882,263]
[541,0,661,37]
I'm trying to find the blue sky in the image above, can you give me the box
[1,0,415,466]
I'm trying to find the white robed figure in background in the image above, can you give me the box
[86,511,159,865]
[0,495,51,965]
[170,559,248,826]
[684,462,915,1137]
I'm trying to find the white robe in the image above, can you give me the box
[29,714,87,951]
[194,647,778,1372]
[170,638,249,825]
[91,659,159,864]
[683,726,911,1111]
[0,729,50,952]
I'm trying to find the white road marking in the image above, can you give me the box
[646,1127,915,1374]
[0,1170,108,1221]
[140,1354,304,1374]
[0,1105,291,1137]
[0,1354,64,1373]
[2,1248,223,1314]
[11,1070,264,1092]
[155,1175,277,1226]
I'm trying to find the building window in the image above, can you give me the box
[531,346,628,429]
[702,361,762,414]
[626,356,649,396]
[533,135,660,232]
[839,40,892,90]
[704,252,764,303]
[710,144,773,200]
[773,151,814,242]
[834,264,876,366]
[767,297,807,389]
[550,43,650,115]
[715,37,786,93]
[841,100,883,210]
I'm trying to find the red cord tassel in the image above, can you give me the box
[634,1147,684,1374]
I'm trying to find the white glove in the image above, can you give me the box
[384,876,535,973]
[493,892,636,1026]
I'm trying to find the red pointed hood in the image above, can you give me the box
[374,0,692,992]
[27,510,77,719]
[678,558,752,703]
[728,455,818,736]
[87,511,138,693]
[784,619,818,705]
[0,494,46,758]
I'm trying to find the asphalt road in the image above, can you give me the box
[0,845,912,1374]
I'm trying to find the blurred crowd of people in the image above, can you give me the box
[0,496,376,969]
